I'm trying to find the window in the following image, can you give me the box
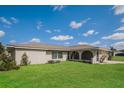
[52,51,58,59]
[52,51,63,59]
[58,51,63,58]
[46,51,50,55]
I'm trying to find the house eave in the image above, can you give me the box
[7,43,109,52]
[7,46,69,51]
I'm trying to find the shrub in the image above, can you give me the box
[0,42,20,71]
[13,65,20,70]
[0,42,5,55]
[48,60,61,64]
[0,60,7,71]
[8,61,18,70]
[0,60,20,71]
[0,53,13,63]
[48,60,54,64]
[55,60,61,63]
[21,53,30,66]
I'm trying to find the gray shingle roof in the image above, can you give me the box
[8,43,69,51]
[8,43,108,51]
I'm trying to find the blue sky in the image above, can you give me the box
[0,5,124,49]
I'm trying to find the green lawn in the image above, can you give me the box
[112,56,124,62]
[0,61,124,88]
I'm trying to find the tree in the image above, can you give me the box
[0,42,20,71]
[21,52,30,66]
[0,42,5,55]
[108,46,117,60]
[110,46,116,56]
[120,49,124,52]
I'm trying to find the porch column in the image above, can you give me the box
[79,51,82,60]
[68,52,70,60]
[68,52,71,60]
[91,50,97,64]
[91,57,96,64]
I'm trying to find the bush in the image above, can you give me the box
[0,60,7,71]
[0,60,20,71]
[48,60,54,64]
[48,60,61,64]
[13,65,20,70]
[55,60,61,63]
[0,42,5,55]
[0,42,20,71]
[0,53,20,71]
[21,53,30,66]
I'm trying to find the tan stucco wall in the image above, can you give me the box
[15,48,68,65]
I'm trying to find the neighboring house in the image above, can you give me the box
[113,51,124,56]
[7,43,109,64]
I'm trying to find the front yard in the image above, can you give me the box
[0,61,124,88]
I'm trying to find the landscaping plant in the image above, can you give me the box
[21,52,30,66]
[0,42,20,71]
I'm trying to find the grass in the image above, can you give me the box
[112,56,124,62]
[0,61,124,88]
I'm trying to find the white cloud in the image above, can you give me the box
[112,41,124,49]
[83,29,95,37]
[69,18,91,29]
[45,29,61,34]
[53,29,61,32]
[121,18,124,23]
[9,40,16,43]
[115,26,124,31]
[77,41,101,46]
[51,35,73,41]
[102,33,124,40]
[30,38,41,43]
[36,21,43,30]
[0,17,18,28]
[46,30,52,33]
[112,5,124,15]
[10,17,18,24]
[77,42,88,45]
[70,21,82,29]
[91,41,101,46]
[95,32,99,35]
[0,30,5,38]
[65,42,70,45]
[0,17,12,25]
[53,5,65,11]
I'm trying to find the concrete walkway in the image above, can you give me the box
[100,61,124,64]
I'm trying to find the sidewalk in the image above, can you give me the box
[100,61,124,64]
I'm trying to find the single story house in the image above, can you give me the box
[7,43,109,64]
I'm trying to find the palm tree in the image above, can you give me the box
[110,46,116,56]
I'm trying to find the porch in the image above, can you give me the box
[68,50,96,63]
[67,49,109,64]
